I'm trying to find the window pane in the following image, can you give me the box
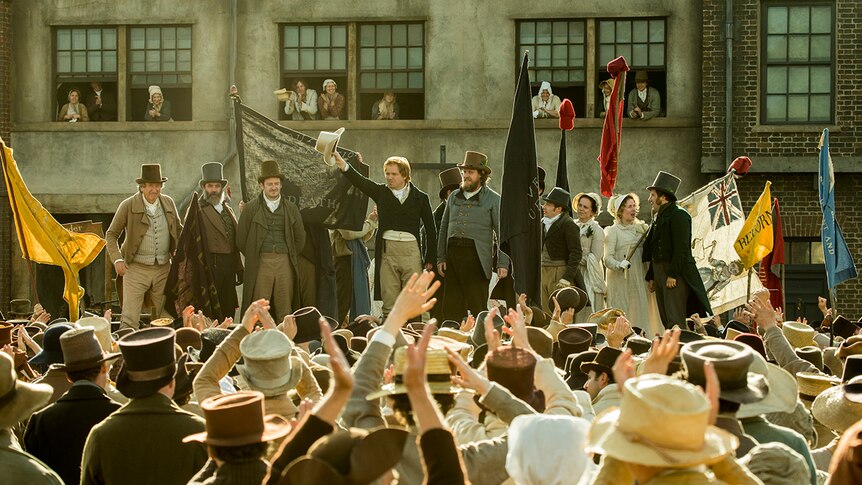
[88,29,101,49]
[810,35,831,61]
[162,28,176,49]
[377,72,392,89]
[284,26,299,47]
[633,20,648,43]
[599,45,615,66]
[146,50,161,71]
[57,30,71,50]
[809,66,830,93]
[649,20,665,42]
[146,27,161,49]
[599,21,614,43]
[130,28,145,50]
[570,69,585,82]
[535,45,551,67]
[72,51,86,71]
[316,26,330,47]
[131,50,145,72]
[408,47,423,68]
[789,7,810,34]
[767,7,788,34]
[520,22,535,44]
[331,49,346,70]
[393,72,408,89]
[553,69,567,83]
[360,25,375,46]
[765,95,787,122]
[360,47,375,69]
[536,70,552,82]
[788,66,809,93]
[392,24,407,45]
[360,72,375,89]
[299,49,314,70]
[568,22,584,43]
[766,66,788,94]
[810,94,831,121]
[791,241,810,263]
[162,50,176,71]
[175,27,190,49]
[57,51,71,72]
[553,22,568,44]
[284,49,299,70]
[616,45,632,64]
[408,71,423,89]
[632,44,648,66]
[787,95,808,121]
[72,29,86,50]
[408,24,423,46]
[313,50,329,70]
[569,46,584,66]
[536,22,551,44]
[552,45,567,67]
[88,51,101,71]
[163,74,177,84]
[766,35,787,61]
[616,21,631,42]
[377,48,391,69]
[103,51,117,71]
[180,74,192,84]
[332,25,347,46]
[103,29,117,49]
[376,25,391,46]
[811,242,825,264]
[649,44,664,66]
[177,50,191,70]
[787,35,809,61]
[811,6,831,34]
[300,26,314,47]
[393,47,407,69]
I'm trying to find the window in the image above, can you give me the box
[359,23,425,120]
[517,20,586,117]
[597,18,666,117]
[782,238,828,324]
[762,3,833,124]
[281,24,348,120]
[54,27,118,121]
[129,26,193,120]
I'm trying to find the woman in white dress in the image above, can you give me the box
[573,192,606,322]
[603,193,662,337]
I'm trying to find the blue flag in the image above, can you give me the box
[818,128,857,289]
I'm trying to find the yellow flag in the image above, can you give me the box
[1,139,105,321]
[734,181,773,270]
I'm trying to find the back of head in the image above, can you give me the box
[506,414,593,485]
[740,442,810,485]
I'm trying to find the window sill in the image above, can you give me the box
[750,124,841,134]
[12,121,228,132]
[278,116,701,130]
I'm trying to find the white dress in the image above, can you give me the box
[604,220,662,337]
[575,218,606,322]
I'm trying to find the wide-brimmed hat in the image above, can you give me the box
[28,323,73,367]
[199,162,228,187]
[315,127,346,167]
[573,192,602,214]
[781,321,817,349]
[738,351,797,418]
[833,315,860,340]
[136,164,167,184]
[679,329,705,344]
[176,327,202,351]
[487,346,545,412]
[237,330,303,397]
[607,193,640,220]
[646,171,681,201]
[469,343,489,369]
[681,340,769,404]
[526,326,553,359]
[565,350,597,390]
[55,327,120,372]
[438,167,462,200]
[257,160,285,183]
[292,307,338,344]
[78,316,113,353]
[795,346,824,372]
[0,352,53,429]
[457,151,491,174]
[437,328,469,344]
[796,371,840,402]
[812,377,862,433]
[733,333,767,359]
[722,320,750,339]
[471,310,505,347]
[280,427,409,485]
[349,337,368,353]
[635,70,650,83]
[837,335,862,360]
[347,317,377,338]
[542,187,572,209]
[367,347,460,400]
[586,374,738,467]
[625,335,652,356]
[116,327,177,398]
[550,287,587,314]
[580,346,622,377]
[184,391,292,446]
[9,298,31,317]
[0,324,12,347]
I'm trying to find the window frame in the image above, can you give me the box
[127,25,194,89]
[516,19,588,89]
[595,17,667,71]
[53,26,119,81]
[760,1,835,125]
[357,21,425,95]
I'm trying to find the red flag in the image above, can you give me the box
[598,56,630,197]
[758,198,785,309]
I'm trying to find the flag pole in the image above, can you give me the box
[746,267,753,301]
[0,143,40,306]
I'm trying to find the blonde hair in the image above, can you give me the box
[383,156,411,182]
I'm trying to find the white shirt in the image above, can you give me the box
[638,89,647,103]
[144,198,159,216]
[462,188,480,199]
[390,184,410,203]
[542,213,561,232]
[265,196,281,213]
[213,202,224,214]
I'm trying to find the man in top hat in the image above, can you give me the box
[429,167,462,321]
[196,162,243,321]
[236,160,306,321]
[106,164,182,330]
[437,151,510,320]
[643,171,712,329]
[334,152,437,317]
[540,186,583,312]
[81,327,206,485]
[627,70,661,120]
[24,328,121,485]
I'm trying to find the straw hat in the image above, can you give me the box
[738,350,797,418]
[237,330,303,397]
[796,371,840,401]
[812,377,862,433]
[78,316,113,353]
[273,88,292,102]
[781,321,817,349]
[184,391,291,446]
[55,327,120,372]
[315,128,346,167]
[437,328,469,343]
[366,347,460,400]
[586,374,738,467]
[150,317,174,328]
[0,353,53,429]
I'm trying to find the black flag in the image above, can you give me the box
[555,129,572,216]
[499,52,542,305]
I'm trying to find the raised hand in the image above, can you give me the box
[612,349,636,393]
[484,308,501,353]
[642,328,681,376]
[446,348,491,396]
[385,272,440,330]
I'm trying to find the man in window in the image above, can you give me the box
[627,71,661,120]
[283,79,319,120]
[85,81,116,121]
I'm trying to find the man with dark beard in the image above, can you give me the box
[196,162,242,320]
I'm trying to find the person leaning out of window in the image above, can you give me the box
[318,79,345,120]
[531,81,562,119]
[283,78,319,120]
[57,88,89,122]
[372,92,399,120]
[144,85,172,121]
[627,71,661,120]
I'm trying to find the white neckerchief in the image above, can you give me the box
[265,196,281,213]
[213,202,224,214]
[462,187,480,200]
[542,213,561,232]
[390,183,409,203]
[638,89,647,103]
[144,197,159,216]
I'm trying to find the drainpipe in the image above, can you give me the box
[724,0,734,168]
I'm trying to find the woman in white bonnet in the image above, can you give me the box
[144,85,172,121]
[318,78,345,120]
[531,81,562,118]
[506,414,596,485]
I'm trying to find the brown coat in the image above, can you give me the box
[199,203,239,255]
[106,192,182,264]
[235,194,306,312]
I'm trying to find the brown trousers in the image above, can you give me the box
[252,253,295,322]
[541,266,566,313]
[121,262,170,330]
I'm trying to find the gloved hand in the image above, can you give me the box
[555,278,572,290]
[619,260,631,270]
[533,110,540,118]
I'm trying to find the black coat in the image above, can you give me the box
[643,201,712,317]
[542,213,583,286]
[343,165,437,299]
[24,381,121,485]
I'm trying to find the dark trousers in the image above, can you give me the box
[335,255,353,325]
[210,253,238,321]
[442,240,490,321]
[653,260,690,329]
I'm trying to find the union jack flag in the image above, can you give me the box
[707,179,744,230]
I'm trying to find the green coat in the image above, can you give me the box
[81,393,207,485]
[643,201,712,317]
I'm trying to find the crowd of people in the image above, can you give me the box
[2,147,862,484]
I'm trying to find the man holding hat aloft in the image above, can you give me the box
[540,186,583,313]
[236,160,306,322]
[81,327,207,485]
[196,162,243,321]
[643,171,712,329]
[106,164,182,329]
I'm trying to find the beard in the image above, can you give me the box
[461,179,480,193]
[206,189,224,206]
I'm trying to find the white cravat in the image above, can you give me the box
[462,188,480,200]
[144,198,159,216]
[265,196,281,213]
[213,202,224,214]
[542,213,561,232]
[638,89,647,103]
[391,184,409,203]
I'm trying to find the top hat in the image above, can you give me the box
[486,346,545,412]
[646,171,681,201]
[315,127,346,167]
[558,326,593,358]
[733,333,767,360]
[292,307,338,344]
[842,355,862,383]
[257,160,285,183]
[136,164,168,184]
[116,327,177,399]
[833,315,860,340]
[367,347,460,400]
[635,70,650,83]
[681,340,769,404]
[550,287,587,314]
[0,353,53,429]
[571,322,605,347]
[56,327,121,372]
[28,324,73,368]
[625,335,653,356]
[9,299,31,317]
[457,151,491,174]
[184,391,292,446]
[238,330,303,397]
[580,346,623,377]
[542,187,572,209]
[438,167,462,200]
[565,350,598,390]
[199,162,228,187]
[190,328,231,363]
